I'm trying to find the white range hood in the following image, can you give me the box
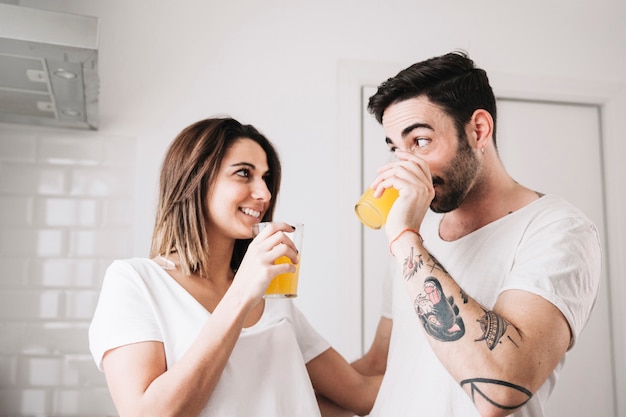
[0,3,99,130]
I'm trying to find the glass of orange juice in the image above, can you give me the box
[252,222,303,298]
[354,187,399,229]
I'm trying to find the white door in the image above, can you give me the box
[360,91,616,416]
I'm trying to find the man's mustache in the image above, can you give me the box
[432,176,444,186]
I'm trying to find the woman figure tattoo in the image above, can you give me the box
[414,278,465,341]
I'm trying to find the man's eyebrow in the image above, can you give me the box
[385,122,434,146]
[401,122,433,138]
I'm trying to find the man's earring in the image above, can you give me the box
[481,147,485,155]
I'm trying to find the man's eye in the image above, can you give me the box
[389,146,398,153]
[415,138,430,148]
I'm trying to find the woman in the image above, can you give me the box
[89,117,379,417]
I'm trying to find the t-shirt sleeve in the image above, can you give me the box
[88,260,163,370]
[288,302,331,363]
[499,215,602,348]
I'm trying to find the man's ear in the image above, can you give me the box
[470,109,494,150]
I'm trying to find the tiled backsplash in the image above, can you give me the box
[0,125,136,416]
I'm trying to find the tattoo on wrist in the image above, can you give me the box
[402,247,423,280]
[401,248,448,281]
[414,277,465,341]
[461,378,532,410]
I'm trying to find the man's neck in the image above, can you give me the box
[438,174,540,242]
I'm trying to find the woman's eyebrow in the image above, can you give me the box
[229,162,270,176]
[229,162,255,169]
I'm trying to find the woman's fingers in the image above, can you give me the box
[234,222,299,300]
[255,226,297,261]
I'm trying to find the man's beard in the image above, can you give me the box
[430,138,479,214]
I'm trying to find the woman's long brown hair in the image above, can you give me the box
[149,117,282,277]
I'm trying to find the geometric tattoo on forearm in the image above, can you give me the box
[461,378,532,410]
[475,308,518,350]
[413,277,465,341]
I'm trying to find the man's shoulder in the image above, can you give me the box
[523,194,593,224]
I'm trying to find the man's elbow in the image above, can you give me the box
[462,378,533,417]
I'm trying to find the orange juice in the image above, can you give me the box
[355,187,400,229]
[265,254,301,298]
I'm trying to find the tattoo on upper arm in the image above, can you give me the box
[413,278,465,341]
[461,378,532,410]
[475,309,519,350]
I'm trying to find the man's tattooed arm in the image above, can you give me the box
[403,249,520,350]
[399,244,533,413]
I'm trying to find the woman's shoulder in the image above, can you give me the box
[109,256,165,268]
[104,257,167,285]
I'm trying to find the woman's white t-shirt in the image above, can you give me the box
[89,258,330,417]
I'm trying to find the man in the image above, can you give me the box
[351,51,601,417]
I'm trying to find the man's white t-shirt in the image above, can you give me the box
[89,258,330,417]
[370,195,601,417]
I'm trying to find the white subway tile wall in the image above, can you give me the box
[0,125,135,416]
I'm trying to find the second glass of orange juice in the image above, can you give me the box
[253,222,303,298]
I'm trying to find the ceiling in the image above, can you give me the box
[0,3,99,130]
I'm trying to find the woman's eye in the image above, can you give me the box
[389,146,398,153]
[235,168,250,178]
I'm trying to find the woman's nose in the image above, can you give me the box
[252,179,271,201]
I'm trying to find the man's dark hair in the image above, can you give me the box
[367,51,498,146]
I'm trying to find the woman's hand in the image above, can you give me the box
[231,222,299,300]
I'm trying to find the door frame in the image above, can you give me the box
[337,60,626,416]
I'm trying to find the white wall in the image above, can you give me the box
[1,0,625,415]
